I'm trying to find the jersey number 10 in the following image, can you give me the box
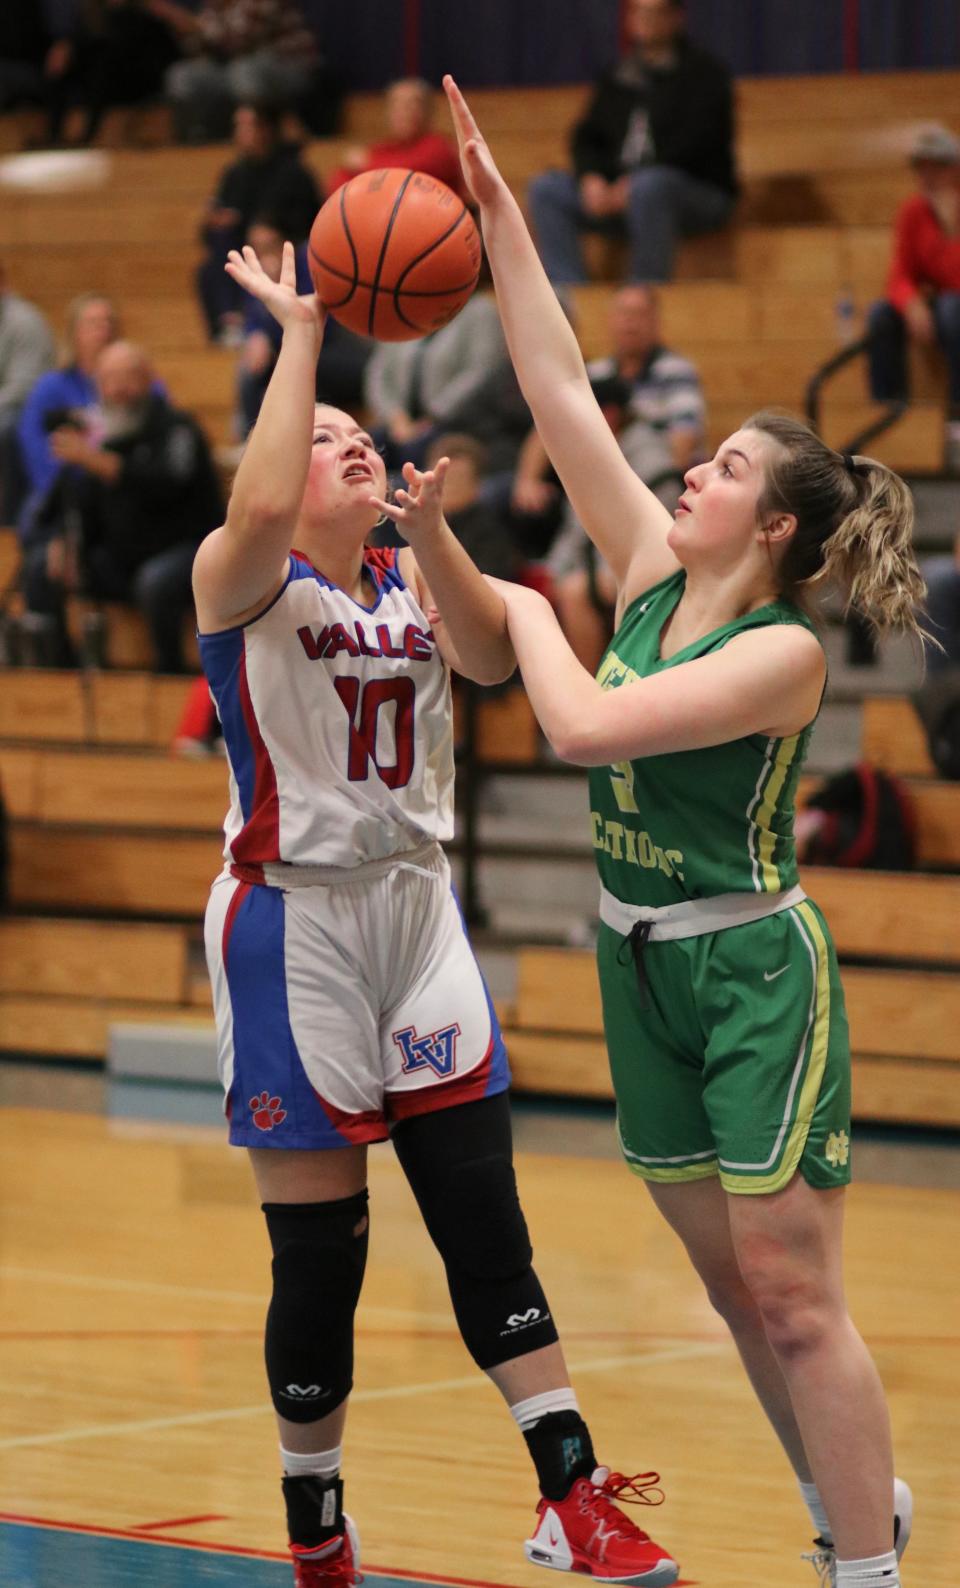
[334,676,416,789]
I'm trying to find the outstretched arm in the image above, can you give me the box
[192,242,324,631]
[488,580,826,762]
[443,75,679,597]
[370,459,515,686]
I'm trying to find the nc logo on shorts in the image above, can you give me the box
[393,1022,462,1077]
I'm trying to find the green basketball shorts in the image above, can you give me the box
[598,898,852,1195]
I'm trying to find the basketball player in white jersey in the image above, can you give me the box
[193,239,679,1588]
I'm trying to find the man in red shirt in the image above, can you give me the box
[325,77,464,199]
[868,123,960,464]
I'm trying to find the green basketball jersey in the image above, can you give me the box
[588,569,821,907]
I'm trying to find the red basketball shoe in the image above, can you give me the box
[524,1467,679,1585]
[291,1515,361,1586]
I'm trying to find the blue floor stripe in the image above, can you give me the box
[0,1521,453,1588]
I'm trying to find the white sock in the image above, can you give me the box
[836,1550,899,1586]
[280,1443,342,1480]
[509,1387,580,1432]
[799,1478,833,1544]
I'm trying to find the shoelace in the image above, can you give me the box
[799,1541,836,1587]
[293,1544,364,1587]
[582,1470,665,1541]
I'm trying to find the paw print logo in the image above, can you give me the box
[250,1091,287,1131]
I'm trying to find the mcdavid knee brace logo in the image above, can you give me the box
[502,1306,549,1336]
[392,1022,461,1077]
[280,1383,326,1403]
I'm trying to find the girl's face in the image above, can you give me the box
[668,428,785,569]
[301,406,387,532]
[72,299,118,366]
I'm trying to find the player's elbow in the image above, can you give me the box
[549,723,598,765]
[552,720,634,767]
[462,657,516,688]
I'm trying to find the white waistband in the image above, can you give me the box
[251,839,443,889]
[599,882,807,941]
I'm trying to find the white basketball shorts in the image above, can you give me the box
[204,843,509,1148]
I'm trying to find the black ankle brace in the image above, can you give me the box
[523,1409,596,1501]
[282,1473,344,1547]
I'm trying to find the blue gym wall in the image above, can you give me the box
[300,0,960,89]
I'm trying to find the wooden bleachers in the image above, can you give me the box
[1,668,958,1106]
[504,867,960,1127]
[0,668,194,744]
[2,53,959,1079]
[0,916,210,1059]
[861,695,936,777]
[2,69,958,460]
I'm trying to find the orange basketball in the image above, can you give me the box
[308,168,481,342]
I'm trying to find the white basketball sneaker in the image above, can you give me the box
[802,1477,913,1585]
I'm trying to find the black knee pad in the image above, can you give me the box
[393,1100,559,1370]
[433,1152,533,1279]
[262,1191,368,1422]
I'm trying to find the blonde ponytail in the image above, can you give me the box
[815,456,926,640]
[744,411,928,645]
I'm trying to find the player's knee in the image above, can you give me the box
[701,1268,765,1333]
[428,1153,557,1369]
[738,1255,832,1362]
[262,1192,369,1421]
[433,1153,533,1280]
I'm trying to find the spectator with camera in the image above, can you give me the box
[20,340,222,671]
[15,291,119,539]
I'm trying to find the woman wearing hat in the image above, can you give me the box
[867,122,960,469]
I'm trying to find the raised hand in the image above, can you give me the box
[369,458,449,545]
[224,240,324,334]
[443,74,508,209]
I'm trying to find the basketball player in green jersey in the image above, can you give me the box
[445,76,923,1588]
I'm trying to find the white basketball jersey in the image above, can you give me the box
[199,547,454,875]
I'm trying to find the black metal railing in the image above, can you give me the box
[804,332,906,452]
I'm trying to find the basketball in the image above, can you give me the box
[308,168,482,341]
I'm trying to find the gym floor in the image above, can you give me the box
[1,1063,957,1588]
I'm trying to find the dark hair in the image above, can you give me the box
[236,100,281,135]
[744,409,926,642]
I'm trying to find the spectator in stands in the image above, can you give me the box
[152,0,320,144]
[20,340,223,671]
[325,77,464,199]
[195,100,321,344]
[0,263,56,522]
[867,124,960,471]
[15,291,119,537]
[33,0,180,149]
[378,432,517,582]
[235,216,371,438]
[363,290,509,473]
[527,0,737,284]
[547,380,685,674]
[586,283,706,471]
[523,285,707,668]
